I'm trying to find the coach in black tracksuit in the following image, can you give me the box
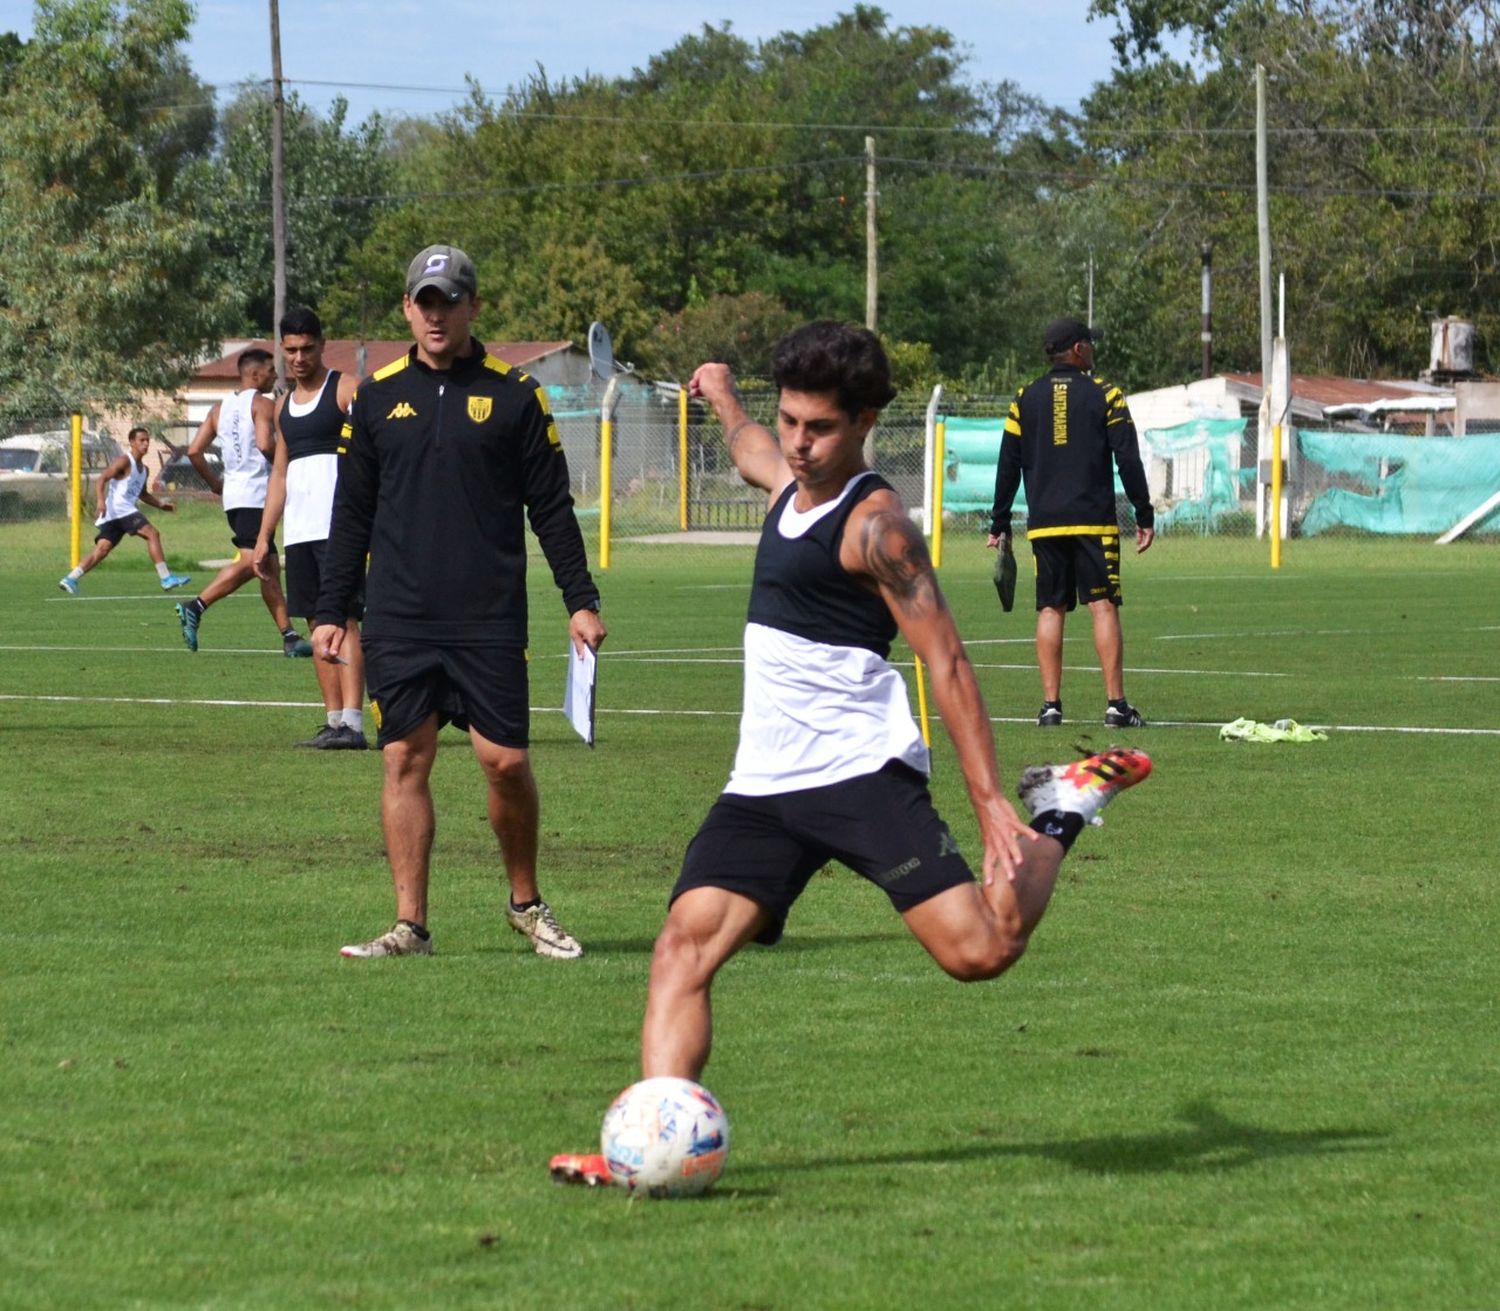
[313,244,606,963]
[987,316,1155,730]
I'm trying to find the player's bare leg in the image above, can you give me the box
[382,715,439,927]
[1036,605,1066,703]
[641,888,770,1081]
[1088,597,1126,702]
[338,620,365,715]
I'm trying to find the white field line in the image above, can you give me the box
[1158,624,1498,642]
[47,593,249,603]
[1,692,1494,735]
[0,643,285,656]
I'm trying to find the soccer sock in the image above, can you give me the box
[509,897,541,913]
[281,626,299,640]
[1029,810,1086,853]
[397,919,429,940]
[1043,699,1062,711]
[340,709,364,732]
[66,566,83,581]
[1108,697,1131,712]
[186,598,207,619]
[154,561,171,580]
[326,710,341,730]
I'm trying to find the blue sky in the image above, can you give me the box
[0,0,1148,124]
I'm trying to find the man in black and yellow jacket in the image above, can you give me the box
[987,316,1155,729]
[314,243,606,961]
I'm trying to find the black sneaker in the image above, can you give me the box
[1037,703,1064,727]
[329,725,369,750]
[1104,702,1146,728]
[294,725,342,749]
[282,633,314,658]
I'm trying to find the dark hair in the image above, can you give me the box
[278,306,323,339]
[238,347,273,374]
[127,426,150,441]
[770,321,896,418]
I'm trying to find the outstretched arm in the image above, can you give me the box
[687,363,792,500]
[845,493,1036,885]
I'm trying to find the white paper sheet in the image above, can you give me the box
[563,642,597,747]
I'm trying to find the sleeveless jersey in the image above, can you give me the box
[97,453,147,525]
[280,369,344,546]
[725,471,929,797]
[217,387,271,511]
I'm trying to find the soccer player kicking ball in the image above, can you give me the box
[550,322,1150,1188]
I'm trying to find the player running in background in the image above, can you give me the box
[174,347,312,658]
[551,322,1150,1186]
[253,308,366,749]
[59,426,191,595]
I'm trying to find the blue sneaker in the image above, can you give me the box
[161,572,192,591]
[58,575,80,595]
[175,602,199,652]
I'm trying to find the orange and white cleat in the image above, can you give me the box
[549,1152,614,1187]
[1018,746,1152,827]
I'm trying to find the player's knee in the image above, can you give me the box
[480,749,531,793]
[943,932,1027,983]
[649,918,714,990]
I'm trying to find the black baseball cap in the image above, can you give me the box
[1043,316,1100,353]
[406,244,478,302]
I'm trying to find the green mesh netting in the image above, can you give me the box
[1298,431,1500,536]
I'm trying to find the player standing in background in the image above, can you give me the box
[987,316,1155,728]
[253,309,366,749]
[313,243,605,961]
[550,321,1150,1186]
[174,348,312,658]
[58,426,191,595]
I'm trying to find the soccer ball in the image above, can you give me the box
[600,1076,730,1198]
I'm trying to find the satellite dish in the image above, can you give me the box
[588,321,614,381]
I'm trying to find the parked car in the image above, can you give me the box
[0,430,122,514]
[157,449,223,491]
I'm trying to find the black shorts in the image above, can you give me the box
[226,507,271,552]
[1032,532,1122,611]
[364,638,529,749]
[285,539,363,621]
[95,512,150,545]
[672,761,975,946]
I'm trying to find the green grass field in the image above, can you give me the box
[2,502,1497,1309]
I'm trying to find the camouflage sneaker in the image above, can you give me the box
[339,921,432,959]
[1018,746,1153,828]
[506,899,583,960]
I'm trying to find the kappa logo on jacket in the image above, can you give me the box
[387,402,418,420]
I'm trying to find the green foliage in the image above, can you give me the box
[187,87,395,335]
[0,0,235,416]
[636,292,800,380]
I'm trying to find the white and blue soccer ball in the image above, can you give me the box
[601,1076,730,1198]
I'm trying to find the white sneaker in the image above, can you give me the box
[340,921,432,958]
[1018,746,1152,827]
[506,900,583,959]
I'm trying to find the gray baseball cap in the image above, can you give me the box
[406,244,478,302]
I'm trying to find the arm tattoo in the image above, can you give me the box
[724,419,756,455]
[858,510,942,616]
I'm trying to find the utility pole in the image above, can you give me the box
[1200,239,1214,378]
[269,0,287,382]
[1255,64,1272,388]
[1086,248,1095,327]
[864,136,878,333]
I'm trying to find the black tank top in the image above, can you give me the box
[745,472,898,658]
[281,370,344,462]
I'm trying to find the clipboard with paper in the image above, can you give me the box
[563,643,597,746]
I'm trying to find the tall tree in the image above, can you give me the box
[0,0,233,417]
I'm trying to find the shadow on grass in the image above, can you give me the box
[737,1099,1383,1179]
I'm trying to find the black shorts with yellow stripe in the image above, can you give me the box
[1030,528,1121,610]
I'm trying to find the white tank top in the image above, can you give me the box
[218,388,271,511]
[724,479,929,797]
[98,454,147,524]
[281,374,342,546]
